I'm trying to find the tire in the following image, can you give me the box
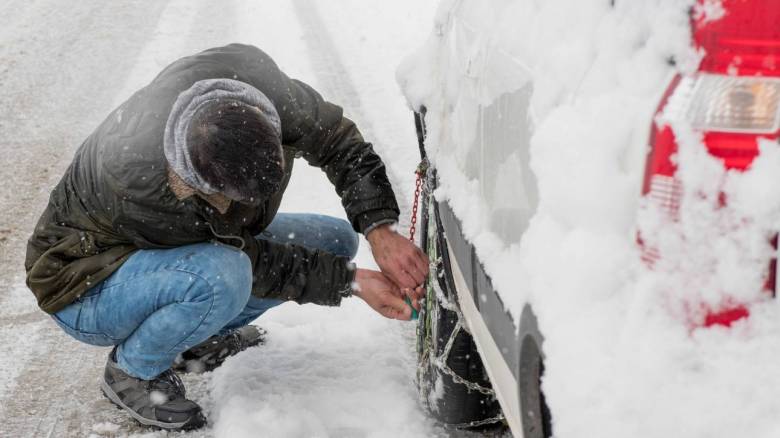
[518,305,553,438]
[416,196,502,426]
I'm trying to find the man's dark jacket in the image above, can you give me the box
[25,44,399,314]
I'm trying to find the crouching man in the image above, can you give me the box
[25,43,429,430]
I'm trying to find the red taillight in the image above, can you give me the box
[694,0,780,76]
[641,0,780,328]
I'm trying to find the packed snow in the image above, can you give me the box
[400,0,780,437]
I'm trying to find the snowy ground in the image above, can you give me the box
[0,1,503,436]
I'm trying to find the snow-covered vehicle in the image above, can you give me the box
[399,0,780,436]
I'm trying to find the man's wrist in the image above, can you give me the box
[363,220,397,240]
[365,222,397,245]
[355,209,399,236]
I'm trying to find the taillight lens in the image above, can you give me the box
[686,75,780,133]
[641,2,780,329]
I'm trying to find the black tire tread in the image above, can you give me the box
[416,196,502,427]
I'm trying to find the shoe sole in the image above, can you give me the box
[100,379,205,430]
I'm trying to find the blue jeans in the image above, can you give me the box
[52,213,359,379]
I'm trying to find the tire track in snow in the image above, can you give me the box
[0,1,184,436]
[290,0,412,226]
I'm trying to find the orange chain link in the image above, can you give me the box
[408,161,427,242]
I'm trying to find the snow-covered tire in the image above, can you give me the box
[416,199,502,427]
[518,305,552,438]
[416,291,500,426]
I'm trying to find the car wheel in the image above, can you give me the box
[416,198,502,427]
[518,305,552,438]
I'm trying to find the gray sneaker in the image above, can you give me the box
[101,348,206,430]
[173,325,266,373]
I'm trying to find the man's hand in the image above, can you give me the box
[352,269,424,320]
[366,224,430,290]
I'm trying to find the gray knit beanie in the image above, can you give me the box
[163,78,282,198]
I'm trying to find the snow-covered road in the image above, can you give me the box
[0,1,488,436]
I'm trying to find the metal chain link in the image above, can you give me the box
[434,321,497,396]
[408,160,429,243]
[421,318,506,428]
[450,414,507,429]
[409,174,422,242]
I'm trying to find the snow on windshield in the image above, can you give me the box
[399,0,780,436]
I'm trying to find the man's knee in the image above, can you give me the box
[332,218,359,259]
[342,226,359,260]
[180,243,252,319]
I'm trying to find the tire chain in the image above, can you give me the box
[419,298,506,428]
[451,414,508,430]
[435,321,495,397]
[416,172,505,429]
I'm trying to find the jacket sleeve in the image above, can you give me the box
[216,44,401,233]
[293,113,401,234]
[240,228,355,305]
